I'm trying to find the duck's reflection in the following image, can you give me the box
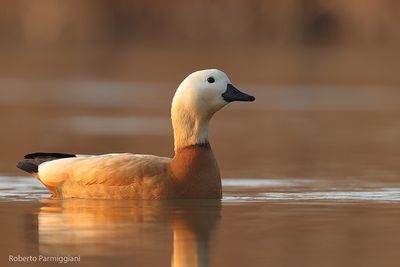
[36,198,220,267]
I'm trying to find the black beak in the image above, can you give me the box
[222,84,255,102]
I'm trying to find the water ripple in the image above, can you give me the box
[2,176,400,202]
[224,190,400,203]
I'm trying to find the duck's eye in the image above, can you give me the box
[207,77,215,83]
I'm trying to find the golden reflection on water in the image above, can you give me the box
[36,199,220,267]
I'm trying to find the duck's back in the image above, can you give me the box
[38,153,172,199]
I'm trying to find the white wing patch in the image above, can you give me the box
[38,153,171,187]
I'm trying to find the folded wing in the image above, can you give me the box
[38,153,171,187]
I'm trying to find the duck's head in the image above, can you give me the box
[172,69,255,150]
[172,69,255,119]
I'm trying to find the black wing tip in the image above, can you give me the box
[16,161,38,174]
[18,152,76,174]
[24,152,76,159]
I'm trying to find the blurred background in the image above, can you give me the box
[1,0,400,180]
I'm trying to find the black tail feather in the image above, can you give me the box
[17,152,76,174]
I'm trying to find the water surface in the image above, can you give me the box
[1,176,400,267]
[2,80,400,266]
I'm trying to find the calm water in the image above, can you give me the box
[1,80,400,266]
[1,176,400,267]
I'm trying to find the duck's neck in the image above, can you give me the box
[172,105,211,152]
[170,106,221,199]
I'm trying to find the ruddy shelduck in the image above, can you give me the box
[17,69,255,199]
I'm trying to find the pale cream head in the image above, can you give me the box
[172,69,231,118]
[171,69,255,151]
